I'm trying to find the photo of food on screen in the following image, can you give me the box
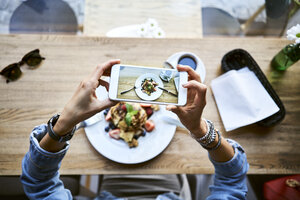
[117,66,179,103]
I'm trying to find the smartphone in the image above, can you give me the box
[109,64,188,106]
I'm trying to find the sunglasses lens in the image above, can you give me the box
[0,63,22,82]
[21,49,45,67]
[26,54,44,66]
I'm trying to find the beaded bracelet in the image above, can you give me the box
[196,119,210,142]
[189,119,222,151]
[200,130,222,151]
[190,119,216,146]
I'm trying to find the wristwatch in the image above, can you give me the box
[47,114,76,142]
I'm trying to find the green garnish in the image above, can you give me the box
[125,103,138,126]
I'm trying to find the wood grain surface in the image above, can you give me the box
[0,34,299,175]
[84,0,202,38]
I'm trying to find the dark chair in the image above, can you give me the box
[9,0,77,34]
[0,175,80,199]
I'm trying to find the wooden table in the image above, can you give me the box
[84,0,202,38]
[0,34,299,175]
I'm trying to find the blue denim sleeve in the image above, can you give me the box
[207,139,249,200]
[20,124,72,200]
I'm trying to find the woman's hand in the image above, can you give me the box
[53,59,120,135]
[166,65,208,137]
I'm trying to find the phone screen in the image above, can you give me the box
[115,65,184,104]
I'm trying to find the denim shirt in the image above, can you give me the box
[21,124,249,200]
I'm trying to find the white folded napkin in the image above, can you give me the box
[211,67,279,131]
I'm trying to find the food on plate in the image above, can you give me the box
[145,120,155,132]
[141,78,158,96]
[104,102,159,148]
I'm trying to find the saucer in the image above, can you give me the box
[164,52,206,83]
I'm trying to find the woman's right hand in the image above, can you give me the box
[54,59,120,136]
[166,65,208,137]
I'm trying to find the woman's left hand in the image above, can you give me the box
[53,59,120,135]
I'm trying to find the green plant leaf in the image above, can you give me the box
[126,103,133,113]
[125,113,132,126]
[124,103,139,126]
[131,110,138,115]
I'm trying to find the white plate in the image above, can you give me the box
[134,73,164,101]
[84,86,176,164]
[106,25,140,38]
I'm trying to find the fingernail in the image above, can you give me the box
[166,106,172,111]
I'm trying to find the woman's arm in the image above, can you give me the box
[167,65,248,199]
[167,65,235,162]
[21,59,120,199]
[40,59,120,152]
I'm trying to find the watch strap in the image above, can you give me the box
[47,114,76,142]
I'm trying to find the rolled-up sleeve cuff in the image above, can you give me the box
[209,139,248,177]
[23,124,69,180]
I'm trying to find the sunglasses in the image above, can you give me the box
[0,49,45,83]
